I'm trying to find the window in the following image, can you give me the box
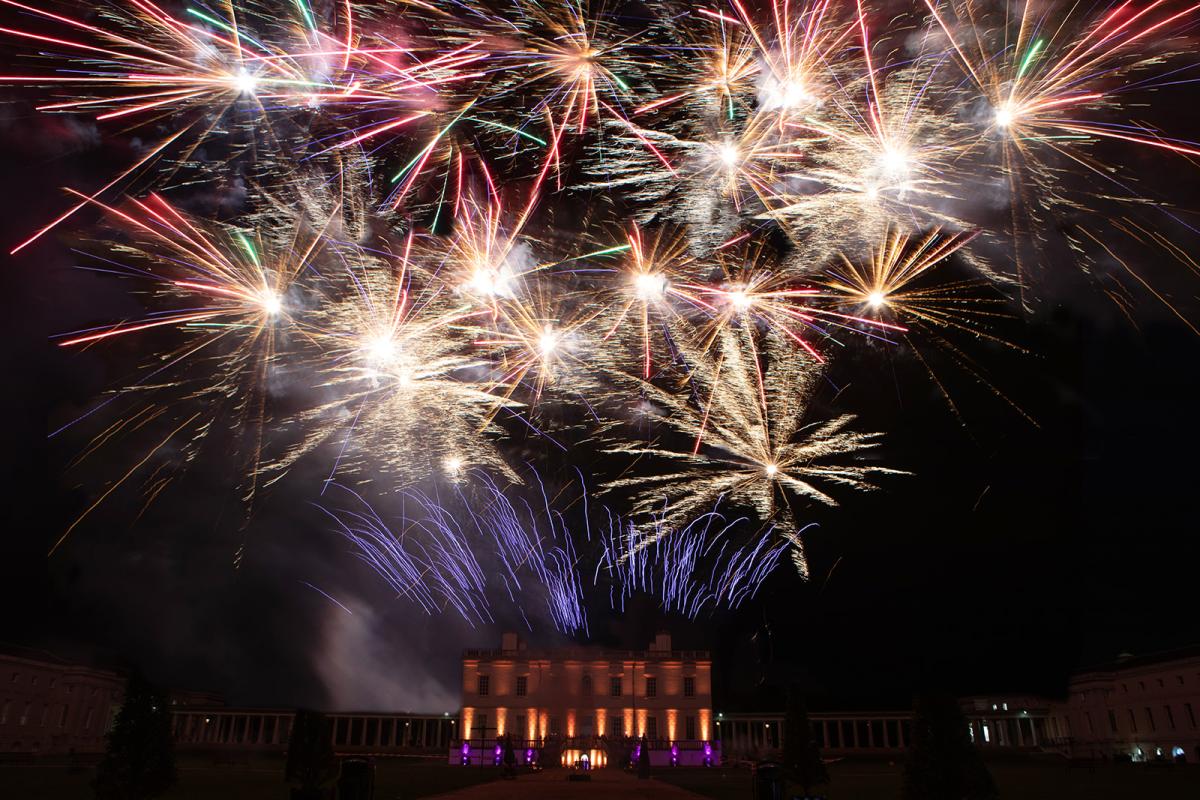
[1156,678,1164,688]
[684,677,695,698]
[610,677,622,697]
[31,676,38,686]
[645,677,657,698]
[1178,675,1185,685]
[1121,683,1127,693]
[1108,710,1118,733]
[1165,705,1175,730]
[609,716,622,738]
[9,673,17,683]
[1085,712,1094,734]
[84,708,93,730]
[581,675,593,696]
[0,700,9,724]
[1139,681,1146,692]
[516,676,527,697]
[646,716,658,740]
[1145,707,1155,731]
[20,703,31,726]
[48,679,55,689]
[1129,709,1137,733]
[1185,703,1196,728]
[686,716,696,740]
[477,675,490,696]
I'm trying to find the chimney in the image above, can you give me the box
[501,632,521,652]
[650,632,672,653]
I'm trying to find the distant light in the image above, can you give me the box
[259,290,283,315]
[634,272,667,301]
[467,263,512,297]
[717,142,741,169]
[879,146,909,175]
[232,70,259,95]
[775,79,812,109]
[364,335,398,365]
[727,287,753,310]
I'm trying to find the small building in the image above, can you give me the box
[454,632,717,767]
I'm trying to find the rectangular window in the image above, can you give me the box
[609,716,622,738]
[516,676,527,697]
[1129,709,1137,733]
[1186,703,1196,728]
[1165,705,1175,730]
[1108,710,1118,733]
[647,716,658,740]
[477,675,490,696]
[686,716,696,740]
[1145,707,1155,731]
[683,677,695,698]
[1085,712,1094,734]
[610,677,622,697]
[366,718,379,746]
[379,719,392,747]
[645,677,657,698]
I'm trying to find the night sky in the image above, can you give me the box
[3,1,1200,717]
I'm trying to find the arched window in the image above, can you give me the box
[581,675,593,697]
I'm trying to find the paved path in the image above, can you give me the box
[426,769,709,800]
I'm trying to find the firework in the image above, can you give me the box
[270,227,521,489]
[597,503,790,618]
[17,0,1200,611]
[604,324,904,577]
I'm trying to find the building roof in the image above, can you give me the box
[463,646,710,662]
[1073,643,1200,676]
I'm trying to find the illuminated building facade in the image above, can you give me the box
[0,646,124,755]
[1041,647,1200,763]
[455,632,716,767]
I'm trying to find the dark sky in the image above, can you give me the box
[3,3,1200,716]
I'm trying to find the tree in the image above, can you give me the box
[285,709,339,800]
[93,672,176,800]
[781,690,828,796]
[902,695,998,800]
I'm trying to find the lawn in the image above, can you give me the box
[653,756,1200,800]
[0,754,496,800]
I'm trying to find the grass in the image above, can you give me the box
[5,755,1200,798]
[0,754,496,800]
[653,756,1200,800]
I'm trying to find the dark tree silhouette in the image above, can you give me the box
[903,695,998,800]
[782,689,828,796]
[637,735,651,778]
[93,672,176,800]
[285,709,339,800]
